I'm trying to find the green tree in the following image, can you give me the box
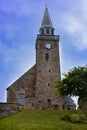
[55,65,87,109]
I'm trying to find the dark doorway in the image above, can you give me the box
[47,99,51,108]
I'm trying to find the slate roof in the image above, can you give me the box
[41,7,54,28]
[63,96,76,106]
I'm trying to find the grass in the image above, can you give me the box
[0,110,87,130]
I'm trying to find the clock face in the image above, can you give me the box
[45,43,51,49]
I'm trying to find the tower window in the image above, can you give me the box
[52,30,54,35]
[46,28,49,34]
[49,69,50,73]
[42,29,44,35]
[48,83,50,86]
[45,53,49,61]
[18,93,24,105]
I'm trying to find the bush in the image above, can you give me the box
[79,114,86,121]
[61,113,71,121]
[71,114,86,123]
[61,113,86,123]
[71,114,81,123]
[83,110,87,117]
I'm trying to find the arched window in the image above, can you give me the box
[45,53,49,61]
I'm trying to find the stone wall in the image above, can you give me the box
[0,103,23,117]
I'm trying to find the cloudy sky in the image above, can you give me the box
[0,0,87,103]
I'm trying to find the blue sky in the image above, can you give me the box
[0,0,87,104]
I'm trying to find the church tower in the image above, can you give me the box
[35,7,62,109]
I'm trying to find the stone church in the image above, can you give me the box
[0,8,76,116]
[7,7,62,109]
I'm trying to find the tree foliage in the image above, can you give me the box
[55,65,87,108]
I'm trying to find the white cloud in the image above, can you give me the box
[61,10,87,50]
[81,0,87,19]
[53,0,87,51]
[63,14,82,34]
[0,0,34,17]
[0,40,35,90]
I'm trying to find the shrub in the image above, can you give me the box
[79,114,86,121]
[83,110,87,117]
[71,114,86,123]
[71,114,80,123]
[61,113,87,123]
[61,113,71,121]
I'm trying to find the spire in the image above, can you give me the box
[41,7,54,28]
[39,7,55,36]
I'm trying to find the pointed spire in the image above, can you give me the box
[41,7,54,28]
[39,7,55,35]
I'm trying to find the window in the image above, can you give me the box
[46,28,49,34]
[42,29,44,35]
[48,83,50,86]
[45,53,49,61]
[52,30,54,35]
[18,93,24,105]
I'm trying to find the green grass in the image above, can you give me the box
[0,110,87,130]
